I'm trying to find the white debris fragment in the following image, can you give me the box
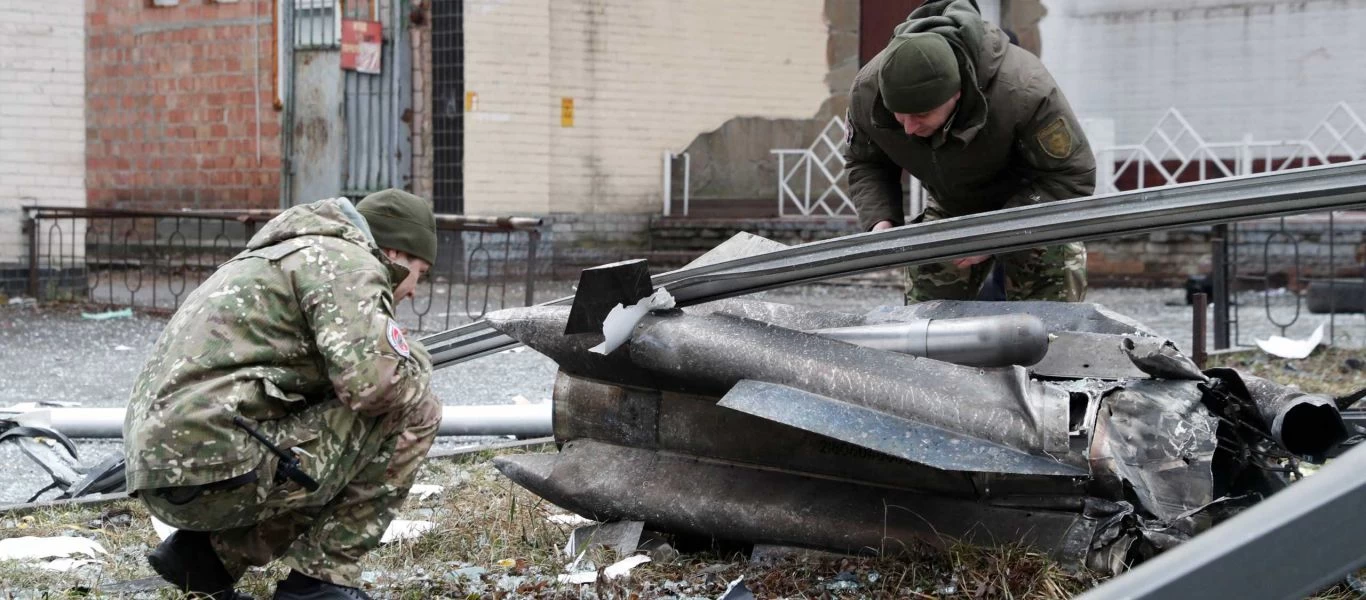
[380,519,435,543]
[603,554,651,578]
[40,558,102,572]
[546,514,595,527]
[0,536,107,561]
[719,575,756,600]
[557,554,651,584]
[409,484,444,501]
[1256,323,1325,359]
[150,516,178,542]
[113,345,134,351]
[510,395,531,405]
[557,570,598,585]
[589,288,676,355]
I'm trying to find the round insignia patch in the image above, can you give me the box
[386,319,411,358]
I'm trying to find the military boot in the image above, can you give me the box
[272,571,372,600]
[146,530,253,600]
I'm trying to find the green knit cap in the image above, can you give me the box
[356,189,438,265]
[878,33,961,114]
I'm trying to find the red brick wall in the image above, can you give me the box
[86,0,281,210]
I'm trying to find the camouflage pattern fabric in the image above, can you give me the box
[143,393,439,585]
[904,202,1087,303]
[125,198,439,585]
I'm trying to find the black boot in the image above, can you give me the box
[272,571,372,600]
[146,530,253,600]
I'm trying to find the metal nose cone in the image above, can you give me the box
[493,452,557,489]
[484,305,656,387]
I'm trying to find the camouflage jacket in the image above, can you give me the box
[844,0,1096,231]
[124,198,434,492]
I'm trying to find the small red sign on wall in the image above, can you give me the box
[341,20,383,75]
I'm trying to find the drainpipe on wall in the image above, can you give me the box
[279,2,296,208]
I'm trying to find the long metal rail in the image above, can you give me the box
[424,161,1366,367]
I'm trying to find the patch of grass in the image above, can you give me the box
[1214,346,1366,398]
[0,458,1097,599]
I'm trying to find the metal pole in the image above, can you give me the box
[1192,292,1207,368]
[25,216,39,299]
[682,152,690,217]
[6,405,551,439]
[661,152,672,217]
[524,229,539,307]
[1211,225,1231,349]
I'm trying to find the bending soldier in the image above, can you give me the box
[844,0,1095,302]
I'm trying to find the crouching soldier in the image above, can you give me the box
[124,190,442,600]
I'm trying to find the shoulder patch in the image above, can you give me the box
[1036,117,1075,159]
[386,319,411,358]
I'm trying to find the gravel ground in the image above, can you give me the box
[1,283,1356,504]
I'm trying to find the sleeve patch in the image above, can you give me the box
[386,319,411,358]
[1036,116,1076,159]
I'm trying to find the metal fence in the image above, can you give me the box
[1099,104,1366,349]
[22,206,542,333]
[770,104,1366,349]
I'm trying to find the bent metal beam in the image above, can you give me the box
[423,161,1366,367]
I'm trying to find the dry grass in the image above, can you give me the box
[0,454,1096,599]
[3,347,1365,598]
[1214,345,1366,398]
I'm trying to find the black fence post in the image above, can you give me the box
[524,229,540,307]
[26,215,39,300]
[1211,224,1231,350]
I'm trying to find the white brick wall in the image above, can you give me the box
[463,0,829,215]
[1041,0,1366,145]
[0,1,86,265]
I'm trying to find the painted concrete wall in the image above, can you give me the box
[1,0,85,268]
[461,0,832,216]
[1040,0,1366,145]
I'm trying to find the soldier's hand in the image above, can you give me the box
[953,255,991,268]
[872,220,896,231]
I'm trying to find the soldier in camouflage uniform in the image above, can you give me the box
[124,190,440,600]
[844,0,1095,303]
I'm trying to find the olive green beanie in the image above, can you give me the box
[356,189,438,265]
[878,33,961,114]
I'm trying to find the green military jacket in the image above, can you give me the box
[844,0,1096,232]
[124,198,434,491]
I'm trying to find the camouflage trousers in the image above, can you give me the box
[142,395,440,587]
[903,204,1088,303]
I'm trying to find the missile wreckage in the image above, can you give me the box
[483,260,1355,573]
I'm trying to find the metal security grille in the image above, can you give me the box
[431,0,464,214]
[341,0,411,195]
[293,0,341,49]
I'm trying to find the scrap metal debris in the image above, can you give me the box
[0,402,127,504]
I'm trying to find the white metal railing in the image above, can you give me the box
[661,152,690,217]
[770,103,1365,220]
[1096,103,1366,193]
[772,117,860,217]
